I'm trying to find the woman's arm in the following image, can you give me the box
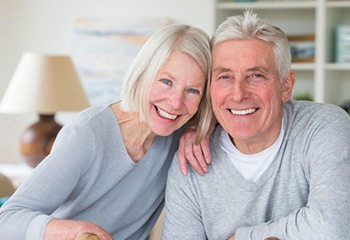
[45,219,112,240]
[177,123,217,176]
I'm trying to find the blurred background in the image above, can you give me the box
[0,0,215,166]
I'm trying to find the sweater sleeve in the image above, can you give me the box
[161,156,207,240]
[236,105,350,240]
[0,122,95,240]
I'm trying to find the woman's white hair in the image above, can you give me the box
[212,10,292,82]
[120,24,213,143]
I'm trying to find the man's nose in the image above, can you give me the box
[231,80,250,102]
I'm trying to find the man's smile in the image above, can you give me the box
[230,108,258,116]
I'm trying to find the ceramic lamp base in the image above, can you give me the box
[20,114,62,168]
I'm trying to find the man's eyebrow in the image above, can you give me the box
[212,66,232,73]
[212,66,270,74]
[247,66,269,72]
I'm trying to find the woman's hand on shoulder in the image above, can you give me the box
[177,127,212,176]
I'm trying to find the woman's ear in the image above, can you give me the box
[281,70,296,103]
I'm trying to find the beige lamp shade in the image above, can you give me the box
[0,52,90,168]
[0,52,89,114]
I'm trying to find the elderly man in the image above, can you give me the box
[162,11,350,240]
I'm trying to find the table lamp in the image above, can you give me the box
[0,52,90,167]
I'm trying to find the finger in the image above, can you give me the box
[192,145,208,173]
[179,141,205,176]
[200,135,212,164]
[186,157,205,176]
[100,231,114,240]
[177,138,189,176]
[184,144,205,176]
[182,130,206,176]
[76,233,100,240]
[97,229,114,240]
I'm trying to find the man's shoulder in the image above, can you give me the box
[286,100,346,116]
[285,100,350,126]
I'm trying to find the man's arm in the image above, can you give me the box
[162,159,207,239]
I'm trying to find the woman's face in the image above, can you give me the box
[147,51,205,136]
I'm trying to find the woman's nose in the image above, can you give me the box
[168,90,184,109]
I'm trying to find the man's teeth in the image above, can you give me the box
[231,108,257,115]
[157,107,177,120]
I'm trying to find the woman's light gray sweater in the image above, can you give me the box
[163,100,350,240]
[0,105,182,240]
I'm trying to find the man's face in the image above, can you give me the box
[211,38,294,154]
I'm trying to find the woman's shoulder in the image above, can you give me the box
[58,104,119,145]
[70,104,114,125]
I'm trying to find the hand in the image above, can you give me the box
[228,235,235,240]
[76,233,101,240]
[76,233,100,240]
[177,125,214,176]
[44,218,113,240]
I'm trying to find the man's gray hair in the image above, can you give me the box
[212,10,292,81]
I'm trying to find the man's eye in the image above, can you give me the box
[219,75,229,80]
[251,73,267,80]
[187,88,200,95]
[248,73,266,83]
[253,73,263,78]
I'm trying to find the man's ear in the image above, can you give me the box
[281,70,296,103]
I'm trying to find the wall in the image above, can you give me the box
[0,0,215,164]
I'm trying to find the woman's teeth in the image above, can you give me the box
[157,107,177,120]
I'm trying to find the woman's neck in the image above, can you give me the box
[111,103,156,162]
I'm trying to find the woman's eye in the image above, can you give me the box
[162,79,172,85]
[187,88,200,95]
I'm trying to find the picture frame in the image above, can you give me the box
[71,17,172,106]
[287,34,315,63]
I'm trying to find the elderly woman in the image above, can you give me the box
[0,24,212,240]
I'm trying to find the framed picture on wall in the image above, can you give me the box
[71,17,172,106]
[288,34,315,63]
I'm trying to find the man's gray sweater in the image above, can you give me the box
[163,100,350,240]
